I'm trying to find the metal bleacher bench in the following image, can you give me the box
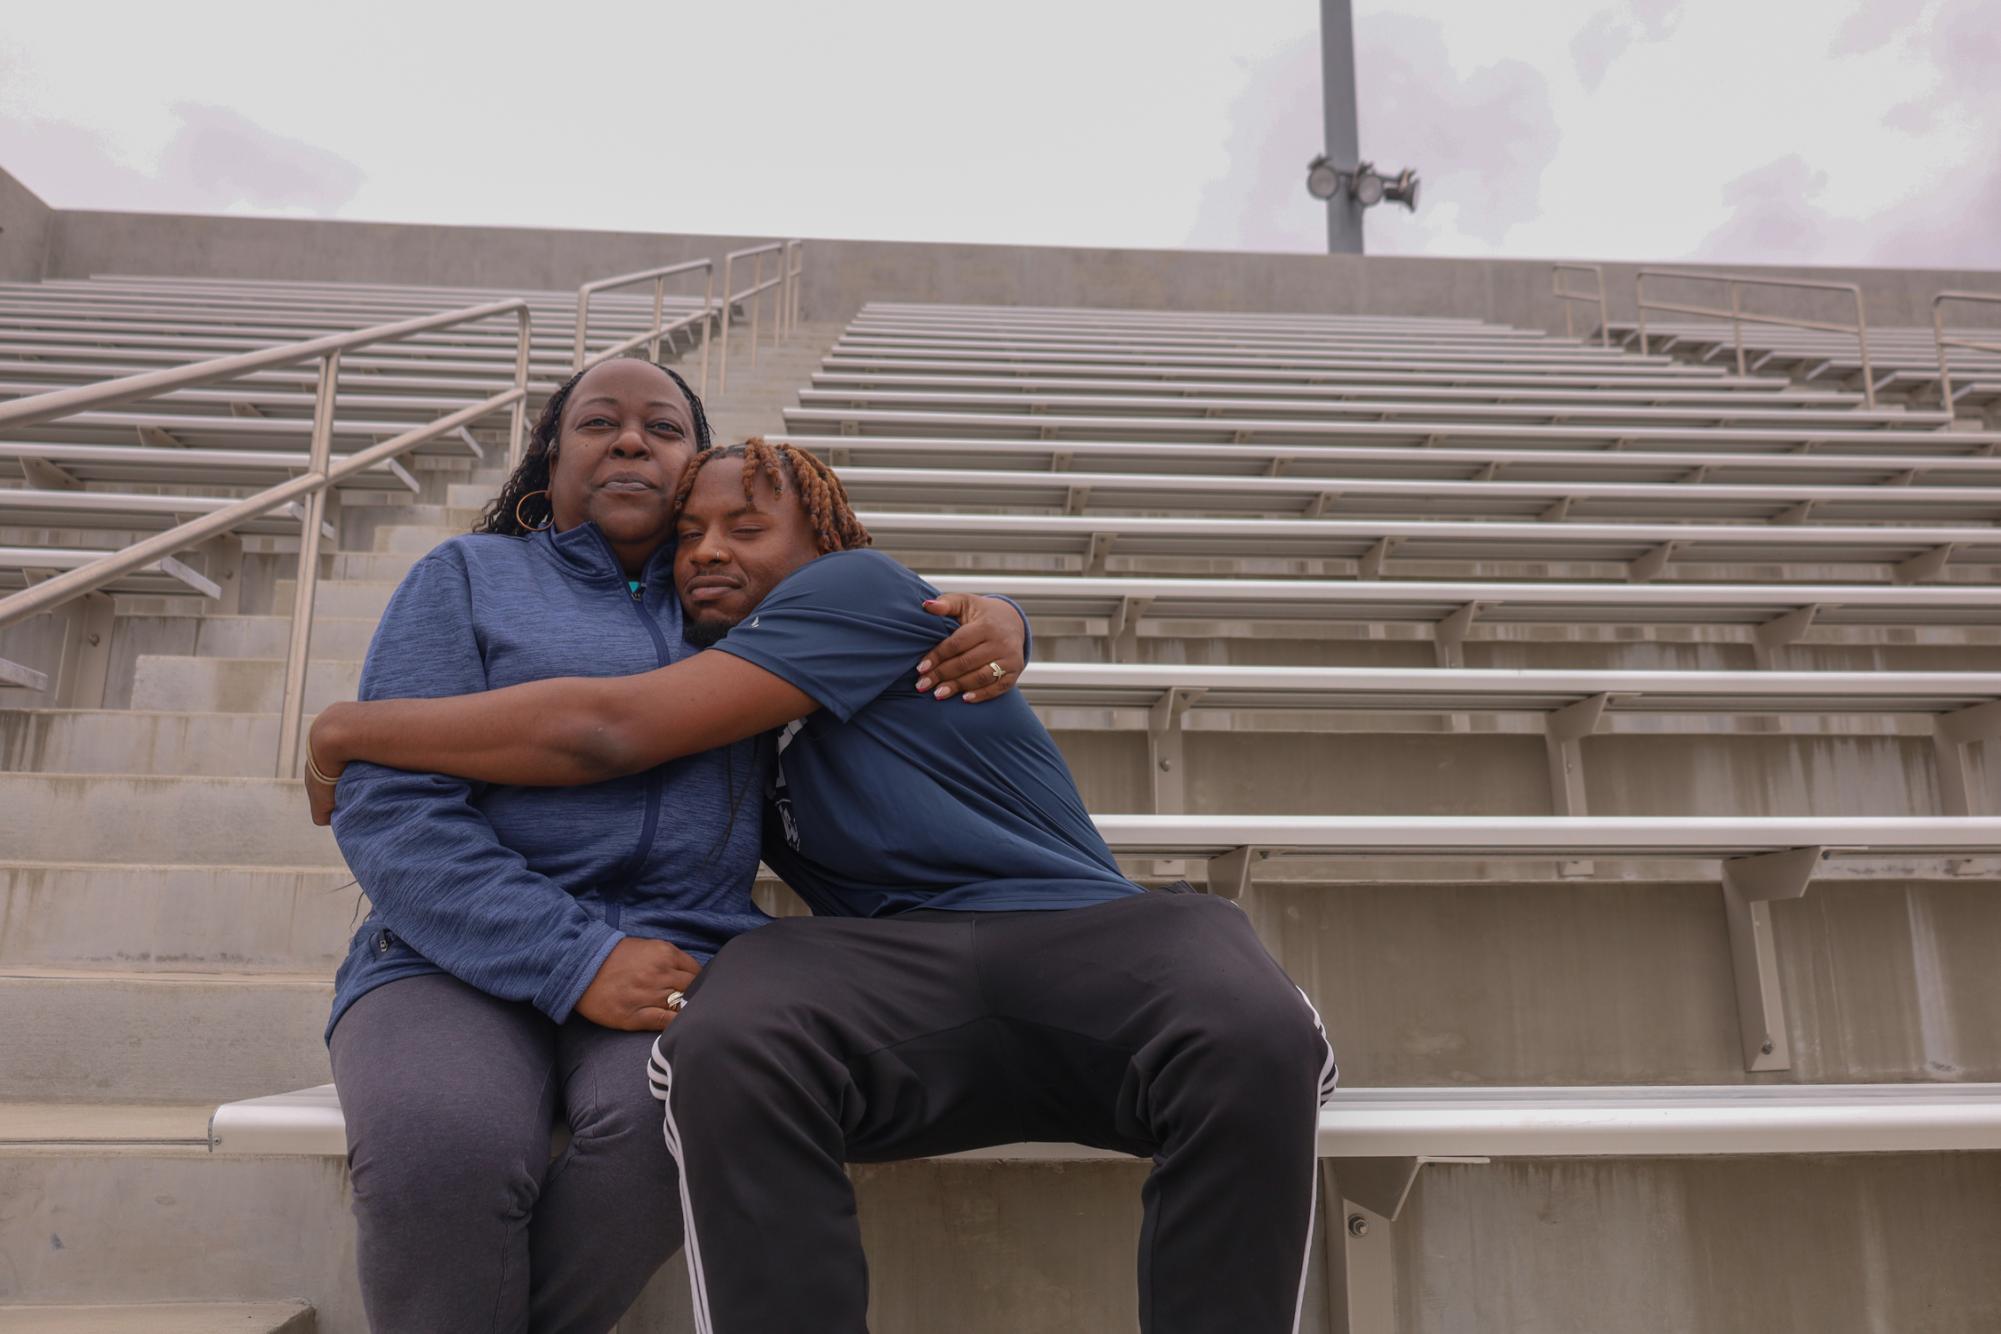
[819,461,2001,523]
[783,405,2001,453]
[921,573,2001,669]
[864,510,1999,582]
[795,386,1955,430]
[207,1074,2001,1329]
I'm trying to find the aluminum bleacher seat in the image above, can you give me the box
[797,385,1950,430]
[0,440,420,494]
[0,488,335,540]
[812,367,1871,406]
[856,510,1993,582]
[784,404,2001,452]
[818,460,2001,522]
[1,545,218,598]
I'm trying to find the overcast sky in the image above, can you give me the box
[2,0,1995,268]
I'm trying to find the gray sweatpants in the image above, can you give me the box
[329,972,683,1334]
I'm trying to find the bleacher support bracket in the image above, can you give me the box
[1320,1155,1489,1334]
[1720,845,1830,1071]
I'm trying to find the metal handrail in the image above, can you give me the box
[1635,269,1875,407]
[1550,264,1609,347]
[718,241,803,393]
[0,299,533,777]
[1932,291,2001,412]
[572,259,715,396]
[784,238,804,337]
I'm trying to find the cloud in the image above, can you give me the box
[159,103,363,213]
[1357,13,1560,250]
[1692,154,1844,263]
[1572,3,1685,91]
[1571,13,1633,91]
[1184,13,1560,256]
[0,103,362,216]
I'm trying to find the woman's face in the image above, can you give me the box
[546,359,699,556]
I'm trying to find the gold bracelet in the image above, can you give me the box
[304,740,340,787]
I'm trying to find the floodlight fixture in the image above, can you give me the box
[1305,155,1343,201]
[1350,162,1386,207]
[1304,157,1420,212]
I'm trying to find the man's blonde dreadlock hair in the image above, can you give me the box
[671,437,872,553]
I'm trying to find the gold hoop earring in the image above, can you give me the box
[515,489,554,532]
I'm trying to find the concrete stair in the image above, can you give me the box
[0,319,842,1332]
[0,1302,316,1332]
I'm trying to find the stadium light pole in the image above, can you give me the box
[1320,0,1365,254]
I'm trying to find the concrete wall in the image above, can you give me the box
[32,198,2001,335]
[0,166,54,282]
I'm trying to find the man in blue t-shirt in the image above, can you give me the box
[306,439,1337,1334]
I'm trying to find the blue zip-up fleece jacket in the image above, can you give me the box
[325,522,771,1040]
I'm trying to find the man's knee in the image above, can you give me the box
[1172,977,1334,1114]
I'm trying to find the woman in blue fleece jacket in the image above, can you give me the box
[325,355,1028,1334]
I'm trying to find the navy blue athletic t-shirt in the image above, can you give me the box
[710,548,1142,918]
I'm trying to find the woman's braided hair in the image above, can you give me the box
[475,357,713,536]
[671,437,872,554]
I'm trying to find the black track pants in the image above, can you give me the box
[648,888,1338,1334]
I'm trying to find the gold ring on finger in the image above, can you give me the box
[987,660,1006,681]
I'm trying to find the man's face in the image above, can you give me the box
[546,359,697,550]
[675,457,822,645]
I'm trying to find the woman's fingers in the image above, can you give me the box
[307,772,337,826]
[626,1005,674,1033]
[927,641,1025,701]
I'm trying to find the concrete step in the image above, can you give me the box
[185,615,379,662]
[130,656,359,716]
[327,552,421,583]
[0,1303,315,1333]
[0,774,341,867]
[446,481,503,509]
[0,968,332,1103]
[369,510,481,550]
[0,1148,370,1332]
[374,522,474,555]
[1,710,284,776]
[269,580,396,621]
[1,863,358,972]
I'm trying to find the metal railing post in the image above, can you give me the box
[1550,263,1607,347]
[571,258,716,381]
[790,240,803,332]
[1935,298,1954,410]
[1635,273,1650,357]
[1932,290,2001,416]
[750,250,764,374]
[1852,289,1875,409]
[719,251,737,393]
[1634,269,1876,404]
[717,243,793,394]
[509,307,532,468]
[648,275,666,363]
[1729,283,1747,377]
[275,350,340,778]
[699,269,714,399]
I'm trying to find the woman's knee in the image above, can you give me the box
[345,1082,548,1224]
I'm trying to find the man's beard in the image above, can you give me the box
[685,613,735,648]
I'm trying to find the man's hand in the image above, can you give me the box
[574,936,702,1031]
[916,593,1028,702]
